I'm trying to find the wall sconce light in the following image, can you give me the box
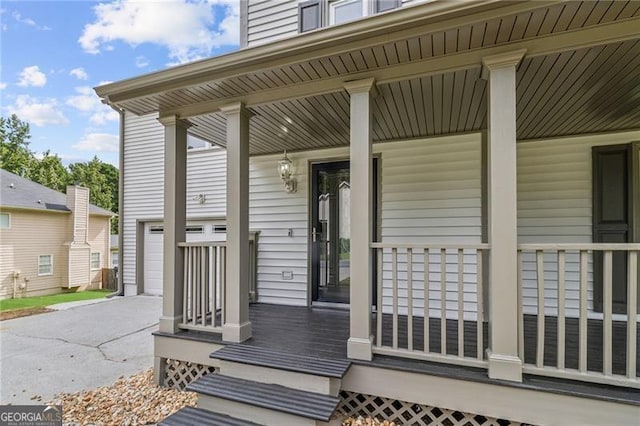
[277,150,296,193]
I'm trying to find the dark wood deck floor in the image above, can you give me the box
[159,303,640,405]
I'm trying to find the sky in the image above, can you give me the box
[1,0,240,167]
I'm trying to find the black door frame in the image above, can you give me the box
[310,158,379,304]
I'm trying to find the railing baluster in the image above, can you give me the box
[517,250,524,361]
[201,246,207,327]
[476,250,483,361]
[441,248,447,355]
[627,251,638,379]
[376,248,382,348]
[536,250,545,368]
[407,248,413,352]
[557,250,566,370]
[191,247,198,325]
[424,249,430,354]
[457,249,464,358]
[579,250,588,373]
[603,250,613,376]
[221,246,226,324]
[392,248,398,350]
[214,246,218,327]
[183,247,188,324]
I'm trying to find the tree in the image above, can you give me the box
[30,151,69,192]
[0,114,35,176]
[69,156,113,211]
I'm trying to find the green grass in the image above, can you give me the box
[0,289,113,312]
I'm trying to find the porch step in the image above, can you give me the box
[186,374,341,424]
[210,344,351,378]
[211,344,351,395]
[159,406,260,426]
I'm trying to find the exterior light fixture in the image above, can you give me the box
[277,150,296,193]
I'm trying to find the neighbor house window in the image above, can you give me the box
[0,213,9,229]
[91,252,101,270]
[38,255,53,276]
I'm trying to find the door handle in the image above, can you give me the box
[312,227,318,242]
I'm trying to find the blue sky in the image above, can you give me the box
[1,0,239,166]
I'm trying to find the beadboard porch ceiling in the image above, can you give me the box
[97,0,640,155]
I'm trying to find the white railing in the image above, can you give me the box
[371,243,489,368]
[178,241,227,332]
[518,243,640,388]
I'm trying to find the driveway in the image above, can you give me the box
[0,295,161,405]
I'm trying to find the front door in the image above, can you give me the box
[311,161,352,303]
[592,144,637,313]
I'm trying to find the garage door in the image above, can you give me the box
[143,221,227,295]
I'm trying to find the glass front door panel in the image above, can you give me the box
[313,163,350,303]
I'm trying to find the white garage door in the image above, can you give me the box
[143,221,226,295]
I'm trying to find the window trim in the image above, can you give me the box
[91,252,101,270]
[38,254,53,276]
[298,0,322,33]
[0,213,10,229]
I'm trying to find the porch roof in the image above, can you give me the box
[96,0,640,155]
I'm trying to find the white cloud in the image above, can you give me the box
[69,67,89,80]
[79,0,239,64]
[72,133,119,152]
[66,86,119,125]
[0,82,7,90]
[12,10,51,31]
[8,95,69,126]
[135,55,149,68]
[17,65,47,87]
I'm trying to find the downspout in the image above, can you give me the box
[108,104,125,297]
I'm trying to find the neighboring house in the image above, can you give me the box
[97,1,640,425]
[0,169,113,299]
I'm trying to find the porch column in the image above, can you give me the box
[221,102,252,343]
[158,115,189,333]
[345,78,376,361]
[483,50,526,382]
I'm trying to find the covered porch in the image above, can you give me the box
[97,0,640,392]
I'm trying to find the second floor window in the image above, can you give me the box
[299,0,401,33]
[330,0,365,25]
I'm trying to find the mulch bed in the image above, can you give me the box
[48,368,396,425]
[0,307,52,321]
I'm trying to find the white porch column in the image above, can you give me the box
[221,102,252,343]
[158,115,189,333]
[483,50,526,382]
[345,78,376,361]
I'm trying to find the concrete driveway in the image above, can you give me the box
[0,295,161,405]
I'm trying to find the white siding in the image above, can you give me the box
[378,134,482,319]
[121,113,227,296]
[247,0,299,47]
[249,147,348,305]
[249,134,483,310]
[517,130,640,318]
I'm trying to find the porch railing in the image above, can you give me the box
[178,241,226,332]
[177,236,258,333]
[371,243,490,368]
[518,243,640,388]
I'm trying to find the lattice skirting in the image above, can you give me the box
[163,358,217,390]
[338,391,523,426]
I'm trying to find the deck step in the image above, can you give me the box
[159,406,260,426]
[210,344,351,378]
[186,374,341,422]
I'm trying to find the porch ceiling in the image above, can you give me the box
[187,38,640,155]
[96,0,640,155]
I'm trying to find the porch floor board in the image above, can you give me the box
[159,304,640,405]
